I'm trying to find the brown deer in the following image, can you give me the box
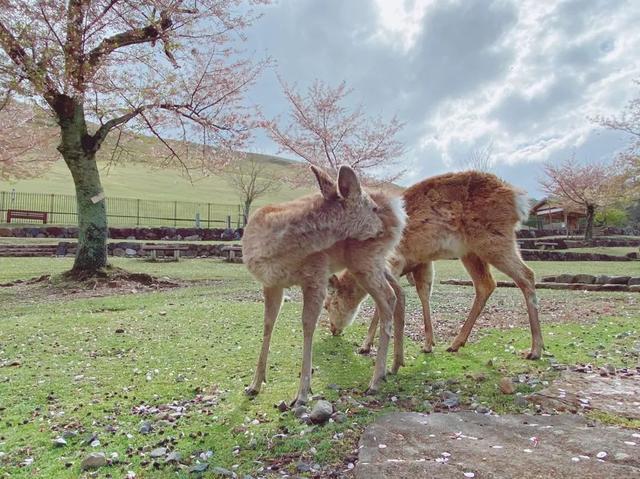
[242,165,406,406]
[325,171,543,361]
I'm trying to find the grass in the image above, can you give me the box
[565,246,638,256]
[1,258,639,478]
[0,153,312,207]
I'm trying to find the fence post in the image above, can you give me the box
[136,199,140,226]
[49,194,55,223]
[207,203,211,228]
[0,191,5,219]
[226,215,231,229]
[174,201,177,227]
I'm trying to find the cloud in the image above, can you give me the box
[244,0,640,195]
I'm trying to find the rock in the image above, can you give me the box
[441,391,459,408]
[113,248,126,257]
[608,275,631,284]
[332,412,347,423]
[81,452,107,470]
[630,285,640,293]
[541,275,557,283]
[211,466,234,477]
[595,275,611,284]
[115,328,125,334]
[166,451,182,463]
[276,400,288,412]
[475,404,490,414]
[629,277,640,286]
[296,462,312,473]
[149,447,167,458]
[356,412,640,479]
[422,400,433,412]
[309,400,333,424]
[293,405,309,418]
[499,377,516,395]
[53,436,67,447]
[125,248,137,256]
[599,364,616,376]
[572,274,596,284]
[189,463,209,473]
[514,395,529,408]
[139,421,153,434]
[556,273,574,283]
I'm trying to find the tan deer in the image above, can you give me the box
[242,165,407,406]
[325,171,543,361]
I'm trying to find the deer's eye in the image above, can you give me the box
[372,206,379,213]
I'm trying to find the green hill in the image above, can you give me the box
[1,153,310,207]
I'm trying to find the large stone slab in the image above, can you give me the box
[356,412,640,479]
[528,370,640,419]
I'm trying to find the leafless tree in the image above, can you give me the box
[227,157,281,224]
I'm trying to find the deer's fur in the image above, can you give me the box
[325,171,543,360]
[242,165,406,405]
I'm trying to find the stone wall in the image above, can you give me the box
[0,226,242,241]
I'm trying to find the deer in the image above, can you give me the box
[242,165,407,406]
[324,171,544,362]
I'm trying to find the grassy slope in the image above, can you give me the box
[1,258,639,478]
[0,154,311,207]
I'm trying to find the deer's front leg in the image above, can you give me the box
[246,286,284,396]
[291,284,325,407]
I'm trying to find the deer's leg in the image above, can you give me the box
[486,247,543,360]
[358,308,379,354]
[412,262,435,353]
[448,253,496,352]
[291,283,326,407]
[386,271,405,374]
[353,269,396,394]
[246,286,284,396]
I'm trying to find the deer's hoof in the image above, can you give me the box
[357,346,372,355]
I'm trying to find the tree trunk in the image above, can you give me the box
[243,200,252,225]
[57,99,108,275]
[584,204,595,241]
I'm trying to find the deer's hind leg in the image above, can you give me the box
[246,286,284,396]
[447,253,496,352]
[412,262,435,353]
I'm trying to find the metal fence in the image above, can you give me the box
[0,190,245,228]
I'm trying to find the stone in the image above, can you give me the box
[53,436,67,447]
[541,275,557,282]
[499,377,516,395]
[441,391,459,408]
[475,405,490,414]
[276,400,288,412]
[572,274,596,284]
[595,275,611,285]
[189,463,209,473]
[211,466,234,477]
[139,421,153,434]
[149,447,167,458]
[629,277,640,286]
[125,248,137,256]
[528,371,640,419]
[81,452,107,470]
[607,276,631,284]
[356,412,640,479]
[166,451,182,463]
[293,405,309,418]
[332,412,347,423]
[556,273,574,283]
[184,234,201,241]
[630,285,640,293]
[296,462,312,473]
[309,400,333,424]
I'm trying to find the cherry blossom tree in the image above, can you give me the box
[266,79,405,183]
[596,81,640,196]
[0,0,268,275]
[539,157,622,240]
[0,90,57,180]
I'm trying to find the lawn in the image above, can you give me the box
[1,258,639,478]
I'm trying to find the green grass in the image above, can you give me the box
[1,258,639,478]
[565,246,638,256]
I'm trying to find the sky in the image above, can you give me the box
[241,0,640,198]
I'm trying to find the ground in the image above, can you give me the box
[0,257,639,478]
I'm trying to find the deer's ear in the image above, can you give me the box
[310,166,336,200]
[337,165,362,199]
[328,274,340,291]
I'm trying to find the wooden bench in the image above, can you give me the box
[221,245,243,262]
[6,209,48,224]
[140,244,190,261]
